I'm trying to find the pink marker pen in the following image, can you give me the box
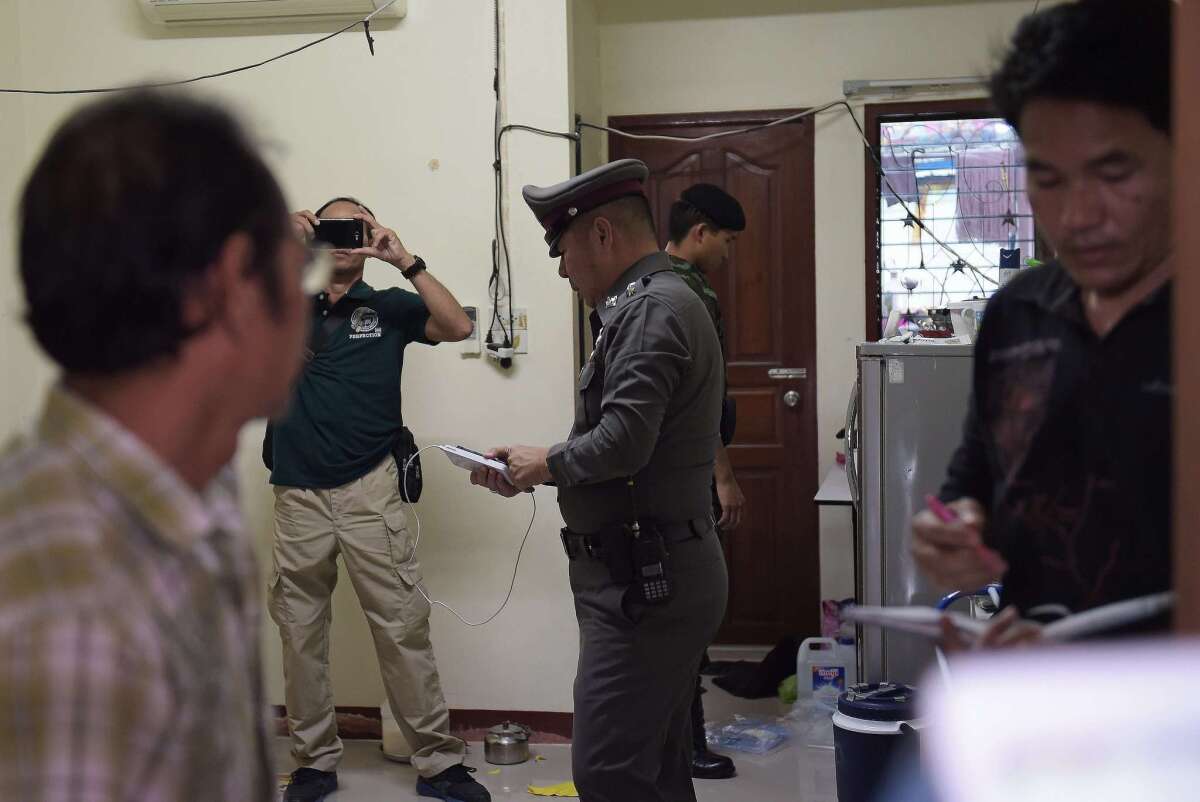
[925,494,999,565]
[925,494,958,523]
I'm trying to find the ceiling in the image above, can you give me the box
[595,0,1024,25]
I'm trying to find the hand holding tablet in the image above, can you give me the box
[437,445,513,482]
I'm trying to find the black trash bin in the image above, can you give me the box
[833,683,922,802]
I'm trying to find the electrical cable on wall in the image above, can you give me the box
[581,101,998,288]
[3,5,999,292]
[0,1,397,95]
[489,0,510,353]
[400,447,538,628]
[493,101,1000,290]
[491,122,577,349]
[488,0,580,364]
[576,101,843,143]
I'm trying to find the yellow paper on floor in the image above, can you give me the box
[528,780,579,797]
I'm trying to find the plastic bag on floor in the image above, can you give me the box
[786,696,837,747]
[706,715,793,754]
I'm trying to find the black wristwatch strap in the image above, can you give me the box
[402,255,427,281]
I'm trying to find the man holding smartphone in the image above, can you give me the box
[264,198,484,802]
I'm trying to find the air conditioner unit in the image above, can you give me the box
[139,0,406,26]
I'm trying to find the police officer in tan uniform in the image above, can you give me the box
[469,159,729,802]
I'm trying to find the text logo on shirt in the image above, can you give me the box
[349,307,383,340]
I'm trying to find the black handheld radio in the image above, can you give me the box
[630,522,673,605]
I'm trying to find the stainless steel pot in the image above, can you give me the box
[484,721,531,765]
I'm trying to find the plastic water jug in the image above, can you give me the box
[797,637,851,705]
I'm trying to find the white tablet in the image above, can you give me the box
[437,445,512,482]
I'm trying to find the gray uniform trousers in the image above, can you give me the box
[569,523,728,802]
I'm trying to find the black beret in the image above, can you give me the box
[681,183,745,232]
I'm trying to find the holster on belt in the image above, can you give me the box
[561,523,635,584]
[562,520,689,606]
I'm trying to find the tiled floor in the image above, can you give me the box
[273,661,839,801]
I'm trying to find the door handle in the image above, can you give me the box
[783,390,801,408]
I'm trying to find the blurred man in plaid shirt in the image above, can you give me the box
[0,91,311,801]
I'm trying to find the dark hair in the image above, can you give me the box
[667,200,716,245]
[990,0,1172,135]
[587,195,658,242]
[315,196,375,218]
[19,90,288,375]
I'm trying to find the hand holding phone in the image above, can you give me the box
[291,210,320,242]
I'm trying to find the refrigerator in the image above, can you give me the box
[845,342,974,686]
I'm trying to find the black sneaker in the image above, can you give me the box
[416,763,491,802]
[283,768,338,802]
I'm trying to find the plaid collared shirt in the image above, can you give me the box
[0,386,274,801]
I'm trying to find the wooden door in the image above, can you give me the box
[609,110,819,644]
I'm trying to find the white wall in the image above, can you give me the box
[596,1,1041,601]
[568,0,603,172]
[0,3,50,433]
[0,0,580,711]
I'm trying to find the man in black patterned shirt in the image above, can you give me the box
[912,0,1174,646]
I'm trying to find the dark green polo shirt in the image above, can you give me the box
[266,279,434,489]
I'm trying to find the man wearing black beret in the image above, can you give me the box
[665,183,747,780]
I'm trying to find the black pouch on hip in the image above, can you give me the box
[391,426,423,503]
[595,524,635,585]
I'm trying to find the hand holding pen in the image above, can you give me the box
[911,494,1008,592]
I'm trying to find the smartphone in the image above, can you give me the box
[313,218,366,249]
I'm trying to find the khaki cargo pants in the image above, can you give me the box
[268,455,465,777]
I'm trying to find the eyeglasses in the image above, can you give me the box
[300,246,334,296]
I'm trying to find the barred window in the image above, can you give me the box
[868,110,1040,336]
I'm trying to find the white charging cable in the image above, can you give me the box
[397,446,538,627]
